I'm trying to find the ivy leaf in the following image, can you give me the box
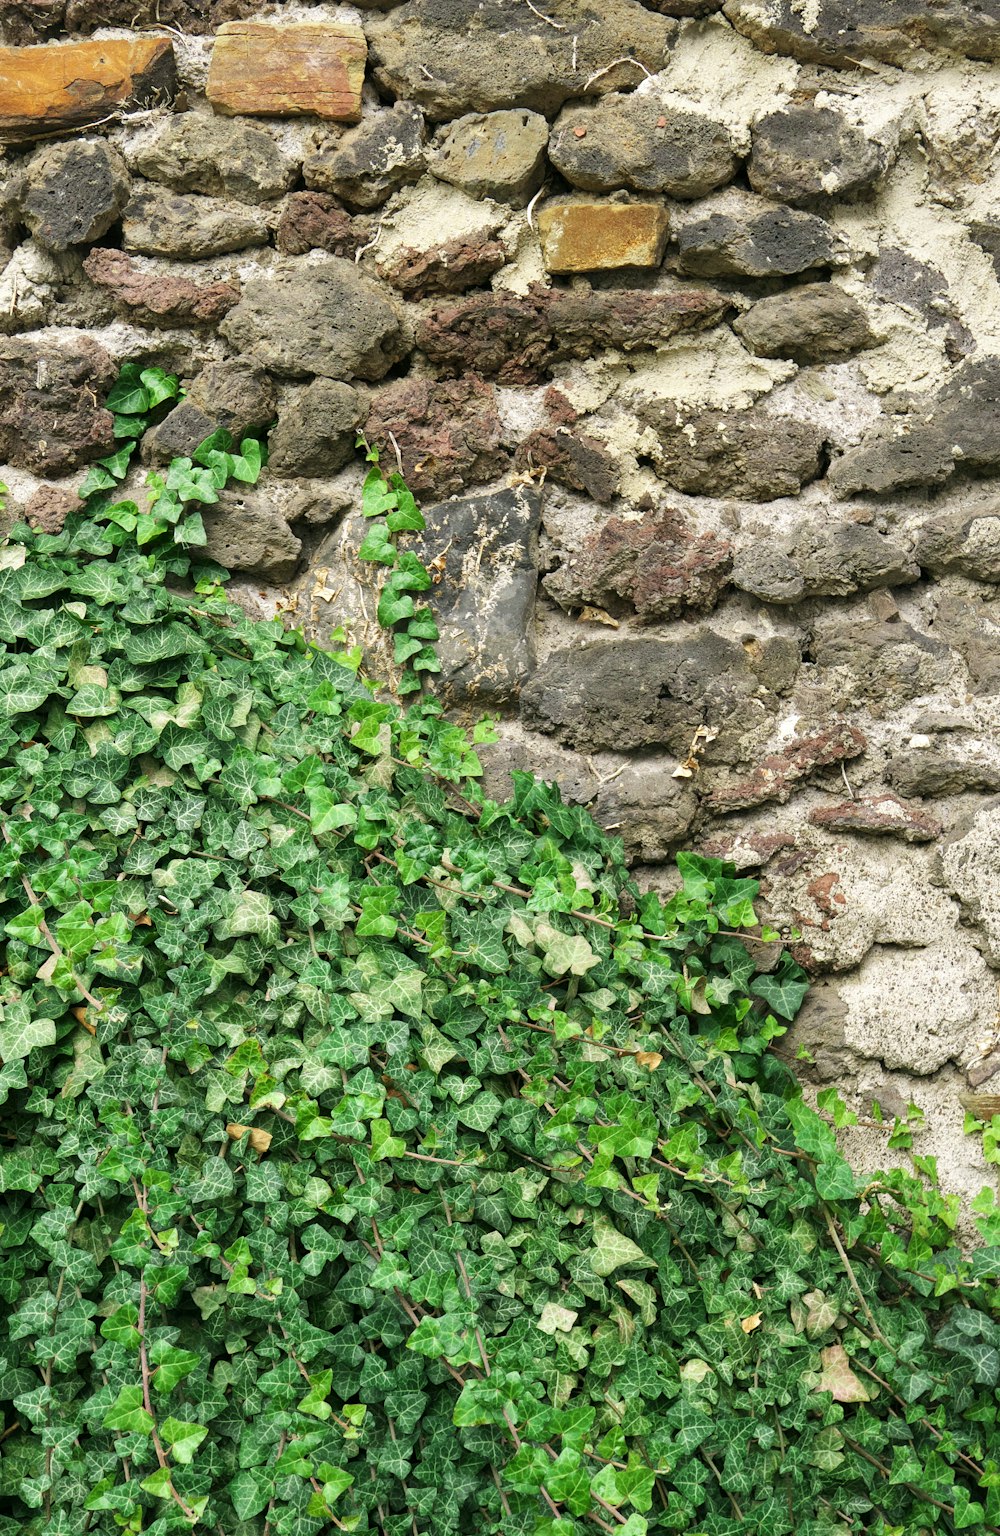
[817,1345,871,1403]
[160,1416,208,1465]
[0,1012,56,1061]
[103,1386,154,1436]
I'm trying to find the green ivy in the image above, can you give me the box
[1,371,1000,1536]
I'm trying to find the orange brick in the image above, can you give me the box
[207,22,366,123]
[0,37,175,145]
[538,199,670,274]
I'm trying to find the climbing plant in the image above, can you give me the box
[1,369,1000,1536]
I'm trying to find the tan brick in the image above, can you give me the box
[537,199,669,274]
[0,38,175,145]
[206,22,366,123]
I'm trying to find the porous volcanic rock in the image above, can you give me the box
[548,95,738,197]
[364,375,508,498]
[640,402,826,500]
[364,0,676,120]
[82,248,240,328]
[430,109,548,204]
[17,138,130,251]
[202,488,302,581]
[748,106,890,204]
[809,793,942,843]
[674,194,847,278]
[379,233,507,295]
[731,522,918,604]
[0,334,116,474]
[23,482,81,534]
[275,193,371,257]
[733,282,877,363]
[143,359,276,462]
[132,113,298,202]
[544,506,733,617]
[916,508,1000,581]
[706,722,867,812]
[268,380,365,477]
[723,0,1000,67]
[122,187,268,259]
[219,258,408,380]
[304,102,427,210]
[809,619,956,711]
[513,428,620,503]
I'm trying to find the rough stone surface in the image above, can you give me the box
[268,381,365,478]
[17,139,129,252]
[0,334,115,474]
[829,427,955,498]
[410,484,541,703]
[887,748,1000,799]
[733,283,877,364]
[1,0,259,40]
[24,481,81,533]
[143,359,276,463]
[732,523,919,604]
[809,793,943,844]
[641,402,825,500]
[545,506,733,618]
[940,806,1000,965]
[0,37,175,143]
[594,760,698,862]
[706,722,867,812]
[275,193,370,258]
[132,114,298,203]
[304,103,427,210]
[380,234,507,295]
[82,247,240,328]
[749,107,890,204]
[810,619,955,712]
[917,510,1000,581]
[514,428,620,503]
[548,96,737,198]
[202,488,302,581]
[206,22,367,122]
[724,0,1000,68]
[430,109,547,205]
[537,200,670,273]
[219,259,408,381]
[419,285,729,381]
[674,195,846,278]
[520,631,799,755]
[364,375,507,498]
[122,187,268,259]
[365,0,676,120]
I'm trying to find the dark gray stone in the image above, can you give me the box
[202,488,302,582]
[19,138,129,252]
[413,484,541,705]
[365,0,676,120]
[935,356,1000,472]
[829,426,955,497]
[122,186,268,258]
[548,94,737,198]
[724,0,1000,67]
[674,196,846,277]
[520,630,798,754]
[304,103,427,210]
[219,258,409,381]
[268,380,365,477]
[640,401,826,500]
[733,282,876,364]
[748,106,890,204]
[143,359,277,463]
[732,523,919,604]
[132,114,299,202]
[870,247,974,360]
[430,109,548,204]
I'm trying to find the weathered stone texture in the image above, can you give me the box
[732,523,918,604]
[143,360,276,463]
[0,37,175,142]
[430,109,548,204]
[17,140,129,252]
[364,376,508,498]
[268,381,365,478]
[122,188,269,259]
[305,103,427,210]
[640,403,825,500]
[749,107,890,204]
[83,248,240,328]
[132,115,298,203]
[219,259,408,381]
[706,722,867,812]
[202,488,302,581]
[545,506,733,617]
[549,96,738,198]
[809,794,942,844]
[724,0,1000,67]
[206,22,367,121]
[275,194,371,258]
[733,283,876,363]
[674,195,846,277]
[538,200,670,273]
[380,234,507,295]
[514,428,620,504]
[0,334,116,474]
[365,0,676,119]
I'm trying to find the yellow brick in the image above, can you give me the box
[538,199,670,273]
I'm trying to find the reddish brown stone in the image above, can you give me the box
[546,506,732,618]
[808,792,942,844]
[365,376,509,500]
[2,1,260,43]
[699,830,799,868]
[0,335,116,475]
[418,284,728,382]
[82,247,240,328]
[707,722,867,813]
[207,22,366,122]
[0,37,175,144]
[275,192,370,257]
[380,235,507,297]
[514,427,619,504]
[24,482,81,533]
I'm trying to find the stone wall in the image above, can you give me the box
[4,0,1000,1204]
